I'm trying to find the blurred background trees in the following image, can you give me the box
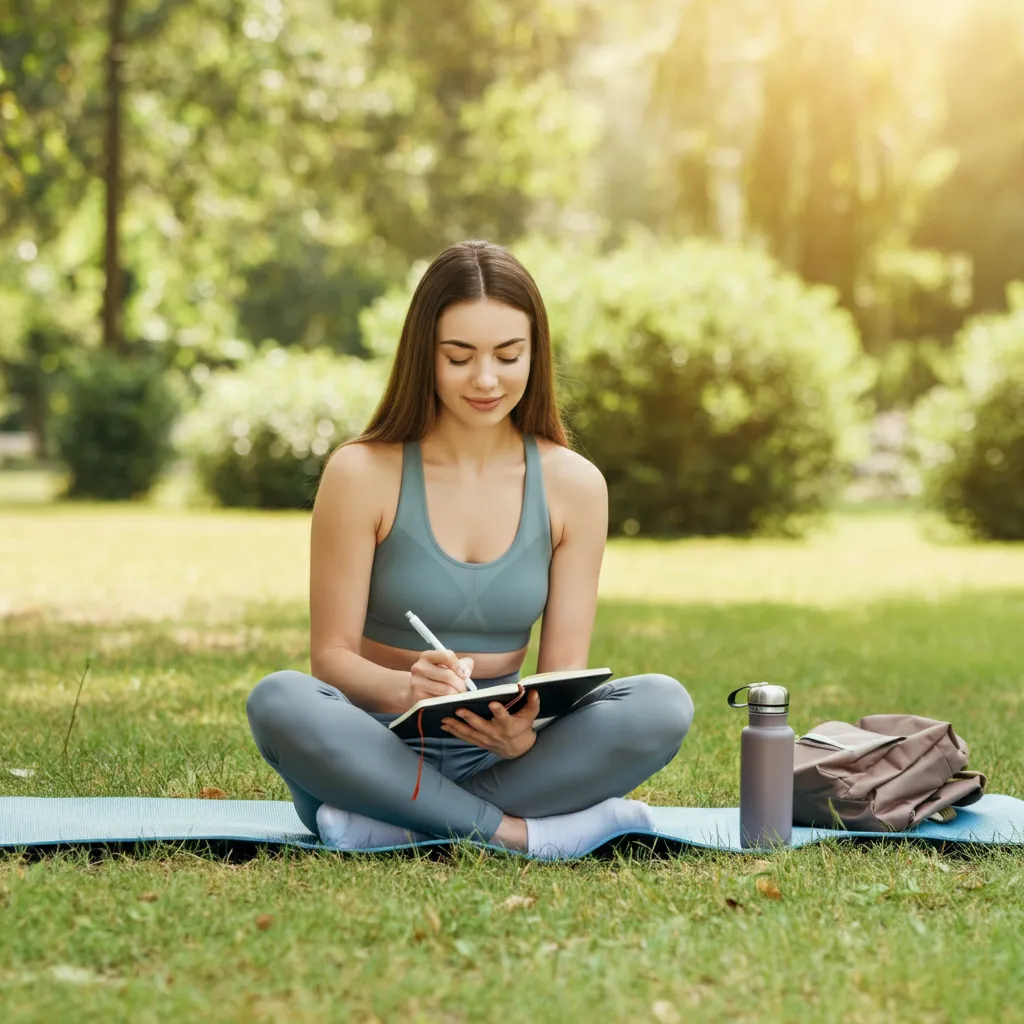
[2,0,1023,536]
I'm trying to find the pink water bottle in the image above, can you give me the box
[727,683,794,848]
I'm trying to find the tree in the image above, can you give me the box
[916,0,1024,314]
[102,0,126,352]
[1,0,600,436]
[621,0,991,354]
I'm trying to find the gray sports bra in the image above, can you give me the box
[362,434,552,653]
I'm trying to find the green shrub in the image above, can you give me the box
[177,347,385,508]
[52,351,179,501]
[548,237,874,535]
[910,284,1024,540]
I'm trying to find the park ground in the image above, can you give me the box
[1,474,1022,1023]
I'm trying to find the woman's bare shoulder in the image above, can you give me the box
[535,437,607,499]
[534,439,607,550]
[316,440,403,509]
[322,439,401,477]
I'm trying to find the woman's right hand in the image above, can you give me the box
[408,650,474,706]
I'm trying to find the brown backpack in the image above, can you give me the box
[793,714,987,832]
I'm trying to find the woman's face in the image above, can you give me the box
[434,298,532,426]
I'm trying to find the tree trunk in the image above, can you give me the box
[102,0,126,353]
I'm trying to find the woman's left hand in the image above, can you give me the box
[440,689,540,759]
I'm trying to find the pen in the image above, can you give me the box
[405,611,478,691]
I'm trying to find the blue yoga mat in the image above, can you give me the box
[2,794,1023,857]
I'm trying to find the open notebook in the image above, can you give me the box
[388,667,613,740]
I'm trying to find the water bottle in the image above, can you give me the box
[727,683,794,848]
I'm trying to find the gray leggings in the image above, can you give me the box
[246,669,695,842]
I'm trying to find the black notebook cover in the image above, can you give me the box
[388,668,614,740]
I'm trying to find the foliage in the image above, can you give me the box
[910,284,1024,540]
[559,237,873,536]
[51,350,179,500]
[357,260,434,360]
[916,1,1024,312]
[4,0,1024,514]
[858,247,974,357]
[1,0,599,372]
[0,183,106,439]
[0,0,104,242]
[872,339,951,412]
[177,347,385,508]
[616,0,1023,347]
[236,236,392,357]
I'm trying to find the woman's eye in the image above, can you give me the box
[446,355,521,367]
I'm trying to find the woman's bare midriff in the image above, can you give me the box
[359,634,529,682]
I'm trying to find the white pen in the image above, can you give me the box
[405,611,478,691]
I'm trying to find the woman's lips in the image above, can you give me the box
[465,397,502,410]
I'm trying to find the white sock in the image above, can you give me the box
[525,797,655,860]
[316,804,428,850]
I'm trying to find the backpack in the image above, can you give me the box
[793,714,987,832]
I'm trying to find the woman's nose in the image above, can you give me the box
[472,364,499,388]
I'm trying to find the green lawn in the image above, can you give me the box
[1,490,1023,1023]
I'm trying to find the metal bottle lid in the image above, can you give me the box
[727,682,790,715]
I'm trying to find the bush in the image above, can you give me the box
[177,347,385,508]
[544,236,874,535]
[52,351,179,500]
[910,284,1024,540]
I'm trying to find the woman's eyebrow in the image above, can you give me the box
[438,338,527,350]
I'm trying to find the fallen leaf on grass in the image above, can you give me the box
[652,1000,680,1023]
[755,878,783,900]
[51,965,94,984]
[49,964,125,988]
[138,892,159,902]
[198,787,227,799]
[687,985,712,1007]
[255,914,274,930]
[960,878,985,891]
[502,895,535,911]
[7,768,35,779]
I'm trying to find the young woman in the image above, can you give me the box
[245,240,695,859]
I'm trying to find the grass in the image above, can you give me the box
[1,485,1023,1023]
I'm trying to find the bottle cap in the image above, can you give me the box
[727,682,790,714]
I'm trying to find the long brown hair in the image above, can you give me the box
[347,240,570,448]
